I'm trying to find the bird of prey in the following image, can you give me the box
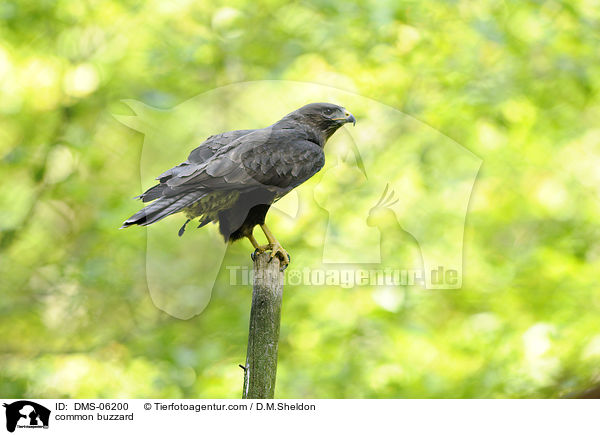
[121,102,356,269]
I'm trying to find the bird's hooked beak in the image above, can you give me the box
[334,110,356,126]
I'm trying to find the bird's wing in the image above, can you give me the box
[155,129,255,183]
[137,129,255,202]
[241,136,325,192]
[122,128,324,228]
[162,128,325,195]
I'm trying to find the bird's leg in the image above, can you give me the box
[247,233,261,250]
[259,223,291,270]
[247,233,271,261]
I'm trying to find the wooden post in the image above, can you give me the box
[242,252,285,399]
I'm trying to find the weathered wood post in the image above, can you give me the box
[241,251,285,399]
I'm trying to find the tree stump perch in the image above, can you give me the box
[242,251,285,399]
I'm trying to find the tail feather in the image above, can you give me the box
[120,191,204,228]
[135,183,166,203]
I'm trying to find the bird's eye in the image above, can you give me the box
[323,108,333,116]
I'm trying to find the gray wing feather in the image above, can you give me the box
[122,126,324,228]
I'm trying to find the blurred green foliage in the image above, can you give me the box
[1,0,600,398]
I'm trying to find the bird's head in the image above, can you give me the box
[296,102,356,127]
[281,103,356,143]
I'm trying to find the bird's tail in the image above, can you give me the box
[120,191,204,229]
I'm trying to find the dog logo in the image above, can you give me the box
[3,401,50,432]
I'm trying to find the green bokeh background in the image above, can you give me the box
[1,0,600,398]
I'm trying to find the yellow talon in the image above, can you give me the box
[247,227,291,270]
[267,242,290,268]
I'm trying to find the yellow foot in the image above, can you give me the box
[251,243,291,271]
[267,242,291,270]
